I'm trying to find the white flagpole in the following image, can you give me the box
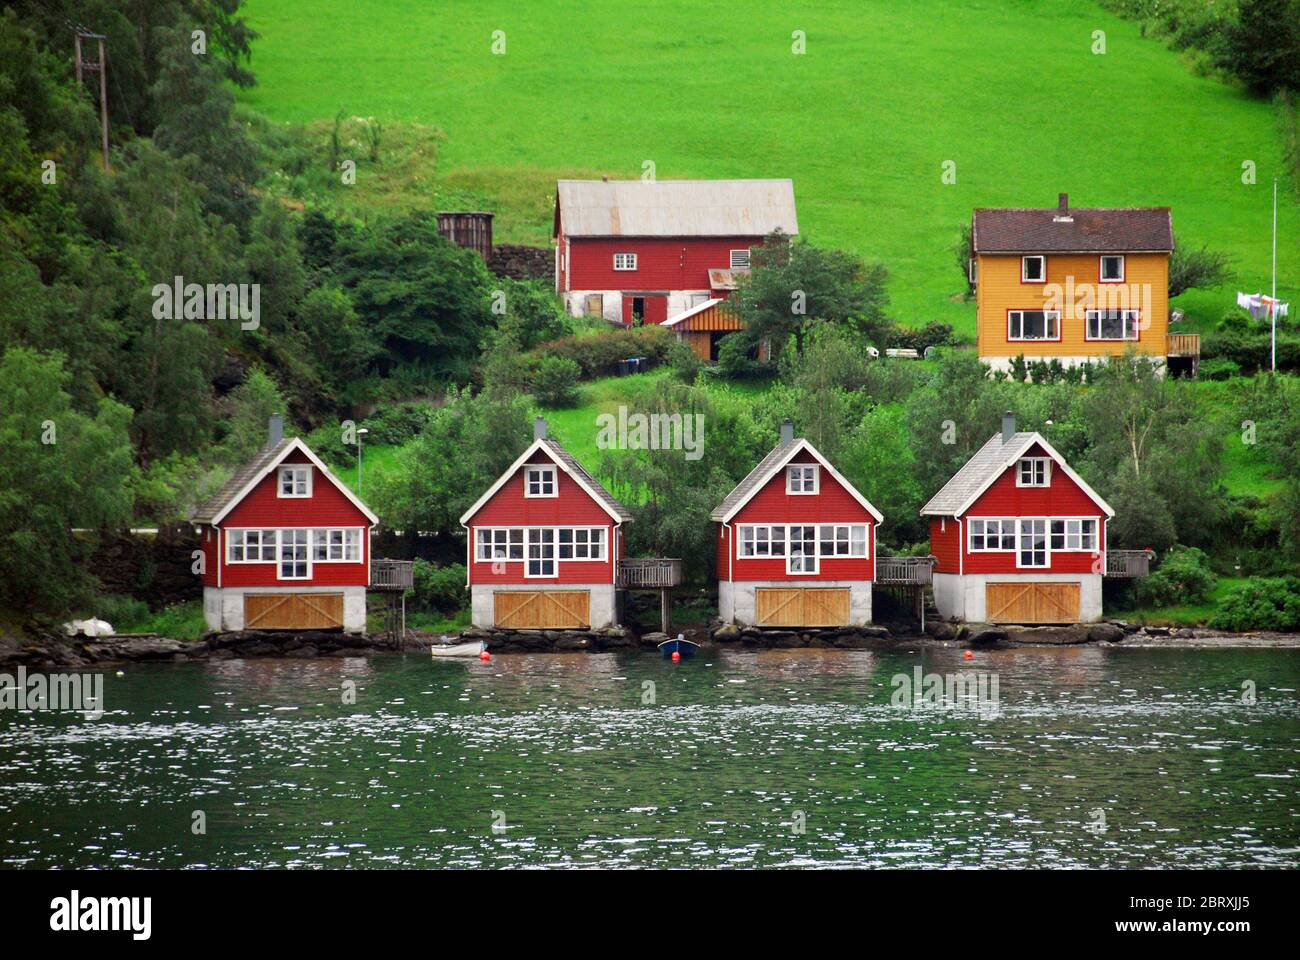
[1272,177,1277,373]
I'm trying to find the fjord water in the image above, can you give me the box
[2,647,1297,869]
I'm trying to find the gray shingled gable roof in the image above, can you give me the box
[541,438,634,522]
[709,438,801,522]
[555,179,798,238]
[192,438,295,524]
[920,432,1039,517]
[972,205,1173,253]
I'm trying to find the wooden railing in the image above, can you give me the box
[617,558,683,588]
[370,559,414,591]
[1167,333,1200,357]
[876,556,937,585]
[1105,550,1152,578]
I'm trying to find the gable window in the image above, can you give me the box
[1021,255,1046,283]
[278,529,309,579]
[279,465,311,498]
[730,248,751,270]
[228,529,277,563]
[1099,255,1125,283]
[1050,519,1098,551]
[1017,519,1048,567]
[1017,457,1050,487]
[613,253,638,271]
[1008,310,1059,341]
[526,529,556,577]
[524,465,557,498]
[968,518,1016,551]
[1086,308,1140,341]
[788,525,818,574]
[786,464,819,494]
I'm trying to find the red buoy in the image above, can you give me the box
[480,651,491,661]
[671,651,681,662]
[963,650,974,660]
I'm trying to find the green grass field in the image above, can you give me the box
[240,0,1297,336]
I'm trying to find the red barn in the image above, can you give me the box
[459,418,633,630]
[553,178,798,325]
[920,413,1115,624]
[194,416,379,634]
[712,420,882,627]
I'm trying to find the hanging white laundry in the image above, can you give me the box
[1237,292,1290,320]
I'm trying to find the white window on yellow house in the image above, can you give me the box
[1008,310,1059,341]
[1099,255,1125,283]
[1086,309,1140,341]
[1021,255,1046,282]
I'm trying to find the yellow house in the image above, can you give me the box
[970,194,1198,375]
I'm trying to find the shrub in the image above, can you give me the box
[1209,576,1300,632]
[532,325,672,377]
[1198,357,1241,380]
[1138,546,1218,607]
[886,321,956,354]
[666,339,702,383]
[93,593,151,630]
[531,356,582,407]
[407,560,470,616]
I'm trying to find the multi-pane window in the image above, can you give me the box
[788,526,818,573]
[968,519,1016,551]
[739,525,785,557]
[1021,255,1045,282]
[476,528,524,561]
[1017,457,1050,487]
[279,465,311,497]
[229,529,278,562]
[1008,310,1059,340]
[559,527,605,560]
[311,528,362,562]
[526,529,556,577]
[279,529,309,579]
[1050,519,1097,551]
[524,465,556,497]
[1100,255,1124,282]
[786,464,818,494]
[1018,520,1048,567]
[1086,309,1140,340]
[613,253,638,271]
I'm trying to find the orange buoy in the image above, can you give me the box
[671,651,681,662]
[963,650,974,660]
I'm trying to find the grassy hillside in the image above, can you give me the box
[240,0,1297,336]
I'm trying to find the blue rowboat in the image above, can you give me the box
[658,635,700,660]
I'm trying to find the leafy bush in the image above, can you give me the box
[886,321,955,354]
[1138,546,1218,607]
[1198,357,1241,380]
[666,339,702,383]
[1209,576,1300,631]
[1202,329,1300,373]
[531,356,582,407]
[408,560,469,616]
[532,325,672,377]
[92,593,151,629]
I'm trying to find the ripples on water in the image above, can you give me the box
[1,646,1297,869]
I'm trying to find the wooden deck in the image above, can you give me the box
[617,558,683,589]
[1105,549,1152,578]
[876,556,937,585]
[1167,333,1201,357]
[370,559,414,591]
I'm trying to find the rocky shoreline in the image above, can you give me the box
[2,619,1298,669]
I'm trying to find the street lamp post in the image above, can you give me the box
[356,427,369,494]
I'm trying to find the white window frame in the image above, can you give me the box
[787,525,819,575]
[1099,254,1125,283]
[1016,457,1051,487]
[729,248,751,271]
[613,252,638,271]
[967,518,1017,552]
[968,258,978,285]
[524,465,557,498]
[310,528,363,563]
[227,528,278,563]
[738,524,786,558]
[558,527,606,561]
[786,464,819,495]
[1050,518,1098,552]
[475,527,525,562]
[525,528,557,578]
[278,528,311,580]
[1085,308,1140,341]
[1008,309,1060,341]
[1021,255,1046,283]
[278,465,311,498]
[1017,519,1049,569]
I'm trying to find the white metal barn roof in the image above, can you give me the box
[555,179,799,238]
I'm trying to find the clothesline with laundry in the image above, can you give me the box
[1236,291,1290,320]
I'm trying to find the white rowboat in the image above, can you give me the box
[430,640,486,658]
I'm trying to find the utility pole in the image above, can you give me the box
[74,29,110,172]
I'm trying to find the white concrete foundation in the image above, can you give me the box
[980,355,1166,379]
[203,585,368,634]
[471,583,618,629]
[719,580,873,627]
[931,572,1103,623]
[563,289,712,325]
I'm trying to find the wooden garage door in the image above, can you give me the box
[755,588,851,627]
[245,593,344,630]
[494,591,590,629]
[985,582,1080,624]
